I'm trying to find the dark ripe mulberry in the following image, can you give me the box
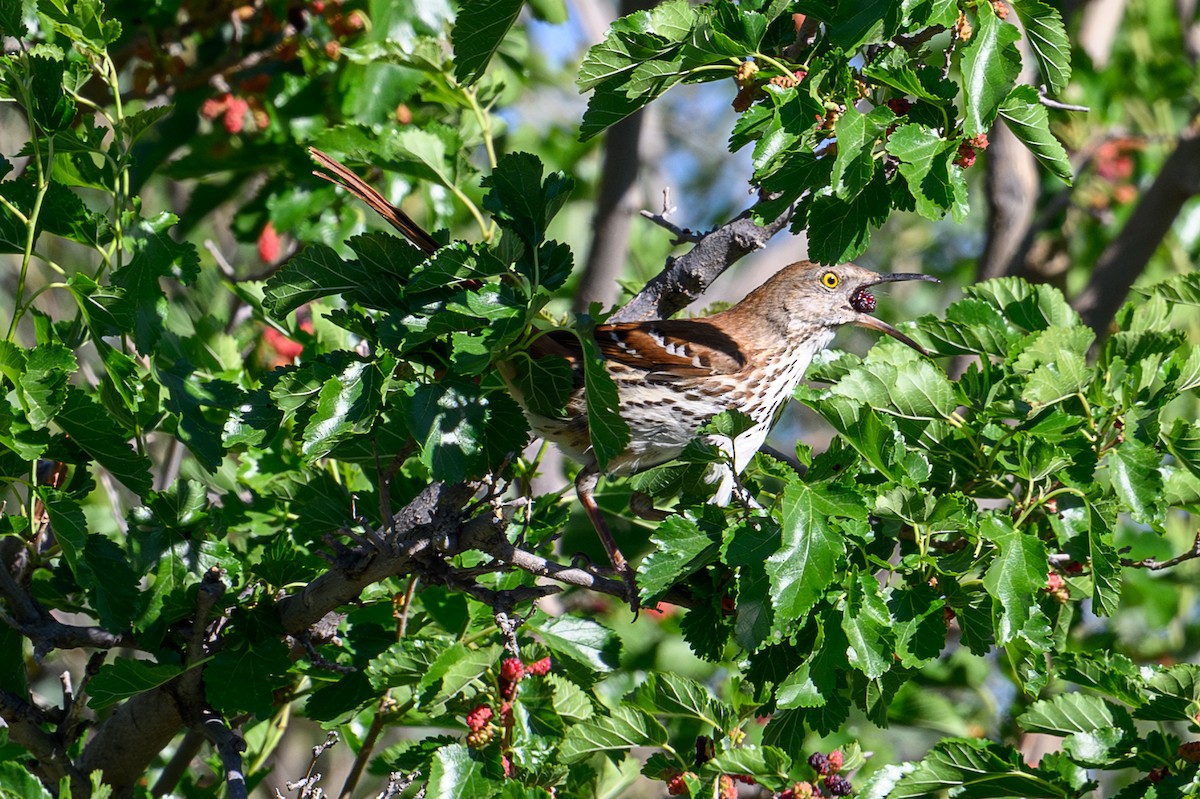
[826,774,854,796]
[850,287,877,313]
[808,752,831,775]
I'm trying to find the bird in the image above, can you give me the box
[307,148,939,602]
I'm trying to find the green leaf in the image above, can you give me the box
[417,644,501,708]
[891,738,1072,798]
[264,243,406,317]
[301,359,383,462]
[577,0,696,90]
[528,615,619,673]
[767,482,846,623]
[999,85,1073,184]
[56,386,152,496]
[0,0,28,39]
[573,321,629,473]
[805,170,890,263]
[830,341,957,421]
[109,213,199,349]
[960,3,1022,136]
[426,744,497,799]
[830,105,894,199]
[504,353,573,419]
[1020,692,1132,735]
[17,344,75,429]
[559,705,668,763]
[1106,439,1165,528]
[87,658,184,710]
[1058,651,1145,707]
[885,124,965,220]
[703,745,792,791]
[863,49,954,103]
[408,379,489,483]
[118,105,173,144]
[452,0,523,85]
[980,514,1050,647]
[204,638,292,717]
[632,672,732,730]
[0,761,52,799]
[1137,664,1200,722]
[841,569,895,679]
[481,152,573,251]
[1163,418,1200,480]
[29,53,76,132]
[890,582,947,668]
[638,513,722,601]
[1011,0,1071,94]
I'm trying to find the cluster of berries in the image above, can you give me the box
[955,133,990,169]
[731,59,808,112]
[776,750,851,798]
[464,656,552,751]
[499,655,551,699]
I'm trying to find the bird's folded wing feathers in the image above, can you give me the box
[594,320,746,377]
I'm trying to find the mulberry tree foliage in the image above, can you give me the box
[0,0,1198,798]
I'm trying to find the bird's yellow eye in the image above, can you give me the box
[821,271,840,289]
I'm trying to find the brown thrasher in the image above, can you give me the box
[309,149,938,601]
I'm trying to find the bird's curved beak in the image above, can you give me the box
[852,273,939,356]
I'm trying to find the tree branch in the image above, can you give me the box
[0,689,86,795]
[610,197,797,323]
[1074,120,1200,335]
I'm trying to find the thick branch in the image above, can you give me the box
[1074,121,1200,335]
[0,689,85,794]
[610,198,796,323]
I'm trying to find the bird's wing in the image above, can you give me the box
[594,320,746,377]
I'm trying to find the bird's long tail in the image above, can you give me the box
[308,147,443,256]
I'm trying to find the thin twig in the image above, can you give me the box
[1039,88,1090,112]
[1121,531,1200,570]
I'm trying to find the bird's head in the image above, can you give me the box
[749,261,939,353]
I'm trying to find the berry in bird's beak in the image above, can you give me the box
[850,287,876,313]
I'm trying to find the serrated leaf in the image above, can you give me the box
[559,705,668,763]
[1106,439,1165,528]
[529,615,619,673]
[1011,0,1071,94]
[891,738,1072,798]
[767,483,845,622]
[1019,692,1134,736]
[637,513,721,601]
[301,359,382,462]
[546,673,593,723]
[87,658,184,710]
[203,638,292,717]
[999,85,1073,184]
[408,379,488,483]
[17,343,75,429]
[980,514,1050,647]
[885,124,964,220]
[264,243,403,317]
[505,352,573,419]
[56,386,152,496]
[574,323,629,473]
[632,672,732,730]
[452,0,523,85]
[481,152,573,252]
[426,744,497,799]
[703,746,792,791]
[830,105,894,199]
[805,170,891,263]
[0,762,52,799]
[960,3,1022,137]
[842,569,895,679]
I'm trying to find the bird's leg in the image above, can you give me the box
[575,464,639,610]
[629,492,670,522]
